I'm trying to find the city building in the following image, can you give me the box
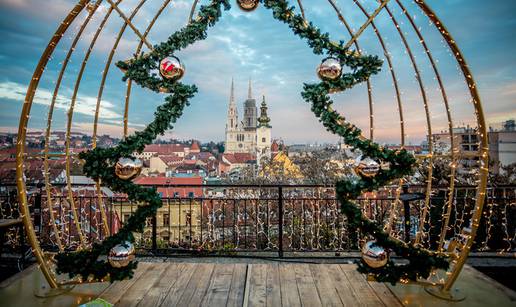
[489,120,516,174]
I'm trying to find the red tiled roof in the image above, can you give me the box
[143,144,187,155]
[271,141,279,152]
[134,176,202,185]
[134,176,203,197]
[159,155,183,165]
[223,153,256,164]
[190,141,200,151]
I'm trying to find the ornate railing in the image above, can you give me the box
[0,184,514,258]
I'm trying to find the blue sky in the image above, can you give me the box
[0,0,514,145]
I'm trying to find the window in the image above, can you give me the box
[188,192,194,198]
[262,137,266,143]
[174,192,179,198]
[163,213,170,226]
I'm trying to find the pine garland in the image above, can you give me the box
[55,0,449,284]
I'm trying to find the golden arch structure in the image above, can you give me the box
[15,0,488,300]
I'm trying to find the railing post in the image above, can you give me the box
[152,211,157,254]
[278,186,284,258]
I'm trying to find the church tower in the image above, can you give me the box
[243,79,257,131]
[256,95,272,163]
[225,78,241,153]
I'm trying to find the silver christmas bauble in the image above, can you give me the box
[355,157,380,178]
[237,0,259,11]
[108,241,135,268]
[115,157,142,180]
[361,240,389,268]
[159,56,185,80]
[317,57,342,81]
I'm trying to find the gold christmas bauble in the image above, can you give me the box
[237,0,259,12]
[159,56,185,80]
[361,240,389,268]
[355,157,380,178]
[115,157,142,180]
[108,241,135,268]
[317,57,342,81]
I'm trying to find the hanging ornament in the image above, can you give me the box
[361,241,389,268]
[108,241,135,268]
[115,157,142,180]
[355,157,380,178]
[237,0,259,12]
[317,57,342,81]
[159,56,185,81]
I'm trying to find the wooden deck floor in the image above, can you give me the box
[99,262,401,307]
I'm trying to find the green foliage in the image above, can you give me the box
[55,0,449,284]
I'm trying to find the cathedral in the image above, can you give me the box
[224,79,272,161]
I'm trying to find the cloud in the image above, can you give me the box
[0,81,122,120]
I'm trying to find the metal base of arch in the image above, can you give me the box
[425,286,466,302]
[33,284,75,298]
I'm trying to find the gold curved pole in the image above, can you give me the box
[344,0,390,49]
[296,0,307,21]
[326,0,374,140]
[65,0,126,249]
[106,0,153,50]
[92,0,147,238]
[188,0,200,24]
[43,1,103,252]
[414,0,489,292]
[376,4,434,246]
[16,0,89,289]
[394,0,457,252]
[124,0,172,137]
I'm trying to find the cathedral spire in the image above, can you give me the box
[258,95,271,128]
[248,77,252,99]
[230,77,235,105]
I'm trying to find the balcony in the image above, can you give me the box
[1,183,515,306]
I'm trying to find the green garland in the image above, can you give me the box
[55,0,448,284]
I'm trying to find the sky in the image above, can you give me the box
[0,0,514,145]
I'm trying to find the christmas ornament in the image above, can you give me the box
[361,241,389,268]
[355,157,380,178]
[159,56,185,80]
[237,0,259,11]
[108,241,135,268]
[317,57,342,81]
[115,157,142,180]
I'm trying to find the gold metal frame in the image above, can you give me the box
[15,0,488,297]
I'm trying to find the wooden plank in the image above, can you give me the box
[100,262,152,304]
[293,263,322,307]
[227,264,247,307]
[202,264,235,306]
[159,263,198,306]
[279,263,301,307]
[310,264,344,307]
[325,264,358,307]
[265,263,281,307]
[117,263,164,307]
[340,264,384,306]
[368,282,402,307]
[247,264,267,307]
[176,263,215,306]
[136,262,187,307]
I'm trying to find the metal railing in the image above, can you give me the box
[1,183,515,257]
